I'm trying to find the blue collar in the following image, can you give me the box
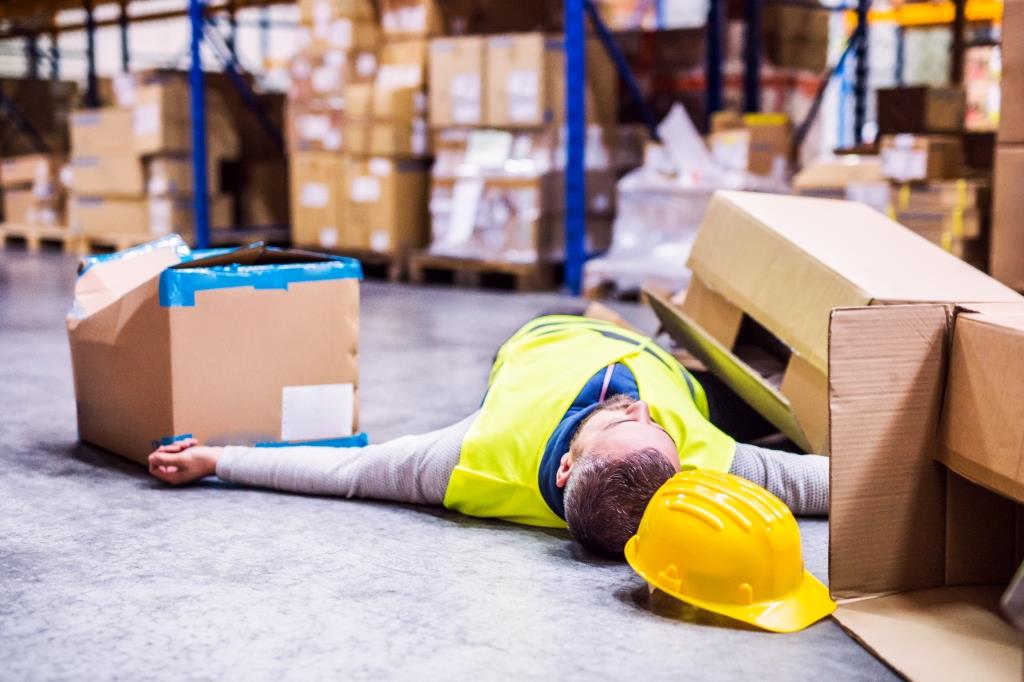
[537,364,640,520]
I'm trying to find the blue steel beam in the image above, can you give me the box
[25,34,39,79]
[119,1,130,72]
[853,0,869,144]
[564,0,587,295]
[83,0,98,107]
[189,0,211,249]
[583,0,659,141]
[742,0,761,112]
[705,0,725,128]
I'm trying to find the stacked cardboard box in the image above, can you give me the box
[707,111,792,178]
[425,32,617,263]
[66,77,238,239]
[288,0,433,254]
[991,0,1024,289]
[763,4,831,73]
[0,154,66,227]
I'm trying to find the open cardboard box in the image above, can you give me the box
[67,235,362,464]
[647,190,1022,453]
[828,302,1024,680]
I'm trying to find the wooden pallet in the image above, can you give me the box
[328,248,406,282]
[0,223,81,253]
[79,232,157,255]
[408,252,562,292]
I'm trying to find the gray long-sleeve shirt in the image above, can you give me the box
[217,411,829,516]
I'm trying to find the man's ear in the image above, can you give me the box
[555,452,574,489]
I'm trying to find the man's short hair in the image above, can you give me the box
[564,448,676,558]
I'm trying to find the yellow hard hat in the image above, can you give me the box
[624,469,836,633]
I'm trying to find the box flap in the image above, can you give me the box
[689,191,1022,373]
[834,586,1022,681]
[647,289,813,452]
[938,311,1024,504]
[829,305,952,598]
[160,246,363,307]
[69,235,189,324]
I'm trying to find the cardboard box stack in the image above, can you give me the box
[66,76,239,240]
[68,235,362,463]
[425,32,618,263]
[992,0,1024,289]
[0,154,66,227]
[707,111,792,179]
[288,0,434,254]
[646,190,1021,455]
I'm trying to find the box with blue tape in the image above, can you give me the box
[67,234,363,464]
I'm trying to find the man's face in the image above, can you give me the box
[570,397,680,472]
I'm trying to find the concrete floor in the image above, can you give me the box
[0,249,895,681]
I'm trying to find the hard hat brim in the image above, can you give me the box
[624,537,837,633]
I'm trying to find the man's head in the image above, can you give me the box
[557,395,679,558]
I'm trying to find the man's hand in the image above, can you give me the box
[148,438,221,486]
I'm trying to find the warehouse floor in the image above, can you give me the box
[0,250,894,681]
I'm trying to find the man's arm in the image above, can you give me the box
[728,443,829,516]
[148,412,477,505]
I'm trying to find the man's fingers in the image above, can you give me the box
[158,438,197,454]
[149,451,187,470]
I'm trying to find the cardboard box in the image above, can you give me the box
[429,36,486,127]
[132,83,239,158]
[287,102,345,152]
[297,17,380,53]
[486,33,553,128]
[288,47,379,103]
[373,40,429,121]
[70,108,136,157]
[991,145,1024,289]
[69,195,230,236]
[344,120,430,157]
[709,111,792,176]
[299,0,376,24]
[792,155,885,198]
[3,188,35,224]
[879,134,964,181]
[146,155,223,197]
[67,236,361,464]
[69,155,146,197]
[877,86,966,135]
[1000,0,1024,144]
[828,302,1024,681]
[347,156,430,252]
[890,178,988,211]
[646,190,1022,453]
[290,151,349,249]
[0,153,63,189]
[896,207,982,240]
[380,0,444,37]
[764,4,830,72]
[3,189,64,227]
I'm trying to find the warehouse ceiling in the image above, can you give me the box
[0,0,281,33]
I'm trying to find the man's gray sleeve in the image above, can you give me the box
[215,412,477,505]
[728,443,829,516]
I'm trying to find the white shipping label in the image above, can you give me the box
[312,66,341,94]
[133,102,159,137]
[319,227,339,248]
[148,199,172,236]
[371,229,391,252]
[324,129,343,151]
[350,176,381,202]
[451,74,482,124]
[411,122,428,156]
[465,129,513,169]
[281,383,354,441]
[300,114,331,141]
[368,158,392,176]
[356,52,378,77]
[881,148,927,181]
[328,19,353,48]
[507,70,540,123]
[444,177,484,246]
[301,182,331,208]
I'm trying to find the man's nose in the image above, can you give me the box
[626,400,653,424]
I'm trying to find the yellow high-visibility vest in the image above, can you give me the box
[443,316,736,527]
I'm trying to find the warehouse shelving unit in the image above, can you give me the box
[0,0,287,250]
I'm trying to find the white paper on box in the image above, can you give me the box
[148,199,172,236]
[451,74,482,124]
[324,129,343,151]
[319,226,339,248]
[356,52,378,77]
[301,182,330,208]
[466,129,513,169]
[368,158,392,176]
[133,103,160,137]
[657,103,720,179]
[881,148,927,181]
[444,177,484,245]
[351,176,381,202]
[371,229,391,252]
[312,66,341,94]
[300,114,331,141]
[281,383,354,441]
[411,120,428,156]
[507,70,540,123]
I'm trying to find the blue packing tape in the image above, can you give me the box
[255,432,369,449]
[152,433,194,449]
[159,255,363,307]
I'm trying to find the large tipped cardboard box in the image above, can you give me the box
[647,191,1021,453]
[67,236,362,463]
[828,303,1024,680]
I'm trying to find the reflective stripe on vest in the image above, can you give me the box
[443,316,736,527]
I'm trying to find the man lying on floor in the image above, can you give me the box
[148,314,827,558]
